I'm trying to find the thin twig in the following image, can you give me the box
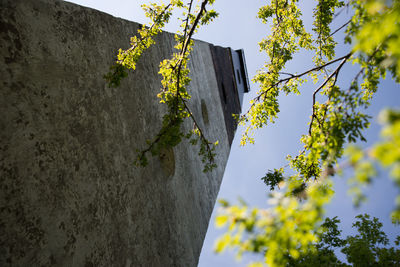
[326,19,351,40]
[180,96,215,164]
[140,0,215,166]
[242,52,352,119]
[309,54,350,135]
[119,4,172,63]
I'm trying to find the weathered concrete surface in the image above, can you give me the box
[0,0,232,266]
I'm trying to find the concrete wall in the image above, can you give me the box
[0,0,234,266]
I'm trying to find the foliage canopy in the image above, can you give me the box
[285,214,400,266]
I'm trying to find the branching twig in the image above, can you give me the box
[138,0,216,168]
[278,72,295,77]
[118,4,172,64]
[180,96,216,165]
[175,0,215,162]
[308,54,350,135]
[242,52,352,119]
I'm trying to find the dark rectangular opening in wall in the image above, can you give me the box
[209,45,249,145]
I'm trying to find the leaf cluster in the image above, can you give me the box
[215,178,334,266]
[216,206,400,267]
[345,109,400,223]
[216,0,400,266]
[288,214,400,267]
[106,1,220,172]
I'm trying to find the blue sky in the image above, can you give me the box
[65,0,399,265]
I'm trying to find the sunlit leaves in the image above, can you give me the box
[215,178,334,266]
[104,3,174,87]
[123,3,173,70]
[240,0,314,146]
[107,1,219,172]
[352,0,400,80]
[344,109,400,222]
[216,201,400,266]
[216,0,400,265]
[312,0,344,64]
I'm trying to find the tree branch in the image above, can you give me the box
[137,0,216,169]
[118,4,172,64]
[242,52,352,119]
[326,19,351,40]
[308,54,350,135]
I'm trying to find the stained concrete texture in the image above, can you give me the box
[0,0,234,266]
